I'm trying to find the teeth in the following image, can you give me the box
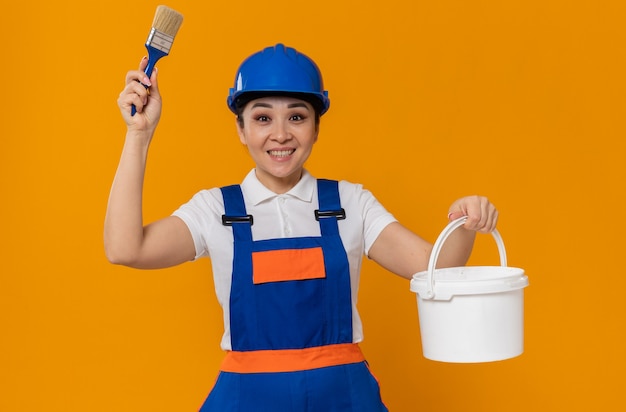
[268,150,294,157]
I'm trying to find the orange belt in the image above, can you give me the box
[220,343,365,373]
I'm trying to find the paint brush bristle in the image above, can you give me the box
[146,6,183,55]
[152,5,184,38]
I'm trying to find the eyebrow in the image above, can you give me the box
[250,102,310,110]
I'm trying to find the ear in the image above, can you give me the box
[236,118,247,145]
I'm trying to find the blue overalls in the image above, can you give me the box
[199,179,388,412]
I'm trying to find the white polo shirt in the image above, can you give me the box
[172,169,397,350]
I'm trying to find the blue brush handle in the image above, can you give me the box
[130,45,168,116]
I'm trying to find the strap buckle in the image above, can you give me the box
[314,209,346,221]
[222,215,254,226]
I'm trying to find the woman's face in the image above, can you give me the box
[237,96,319,194]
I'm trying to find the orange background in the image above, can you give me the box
[1,0,625,411]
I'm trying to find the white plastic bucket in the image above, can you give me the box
[410,217,528,363]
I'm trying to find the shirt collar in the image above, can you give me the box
[241,169,315,206]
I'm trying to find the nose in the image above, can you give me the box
[272,119,291,143]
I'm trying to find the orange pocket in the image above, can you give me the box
[252,247,326,284]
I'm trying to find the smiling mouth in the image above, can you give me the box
[268,149,295,158]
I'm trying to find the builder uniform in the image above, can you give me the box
[173,169,395,411]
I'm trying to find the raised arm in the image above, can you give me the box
[368,196,498,280]
[104,58,195,269]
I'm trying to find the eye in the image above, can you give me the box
[290,114,305,121]
[255,115,270,122]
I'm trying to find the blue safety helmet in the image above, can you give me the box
[227,43,330,115]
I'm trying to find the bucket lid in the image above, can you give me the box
[411,266,528,300]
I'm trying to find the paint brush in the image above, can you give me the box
[131,5,184,115]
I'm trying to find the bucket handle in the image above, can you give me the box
[425,216,508,299]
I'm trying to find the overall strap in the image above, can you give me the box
[315,179,345,236]
[220,185,253,242]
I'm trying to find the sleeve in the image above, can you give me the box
[171,188,225,260]
[339,181,398,257]
[360,189,397,256]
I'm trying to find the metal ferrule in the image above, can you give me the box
[146,28,174,54]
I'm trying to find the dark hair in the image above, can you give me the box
[235,92,323,127]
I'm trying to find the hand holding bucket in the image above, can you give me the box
[411,217,528,363]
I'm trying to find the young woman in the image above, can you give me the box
[105,43,498,411]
